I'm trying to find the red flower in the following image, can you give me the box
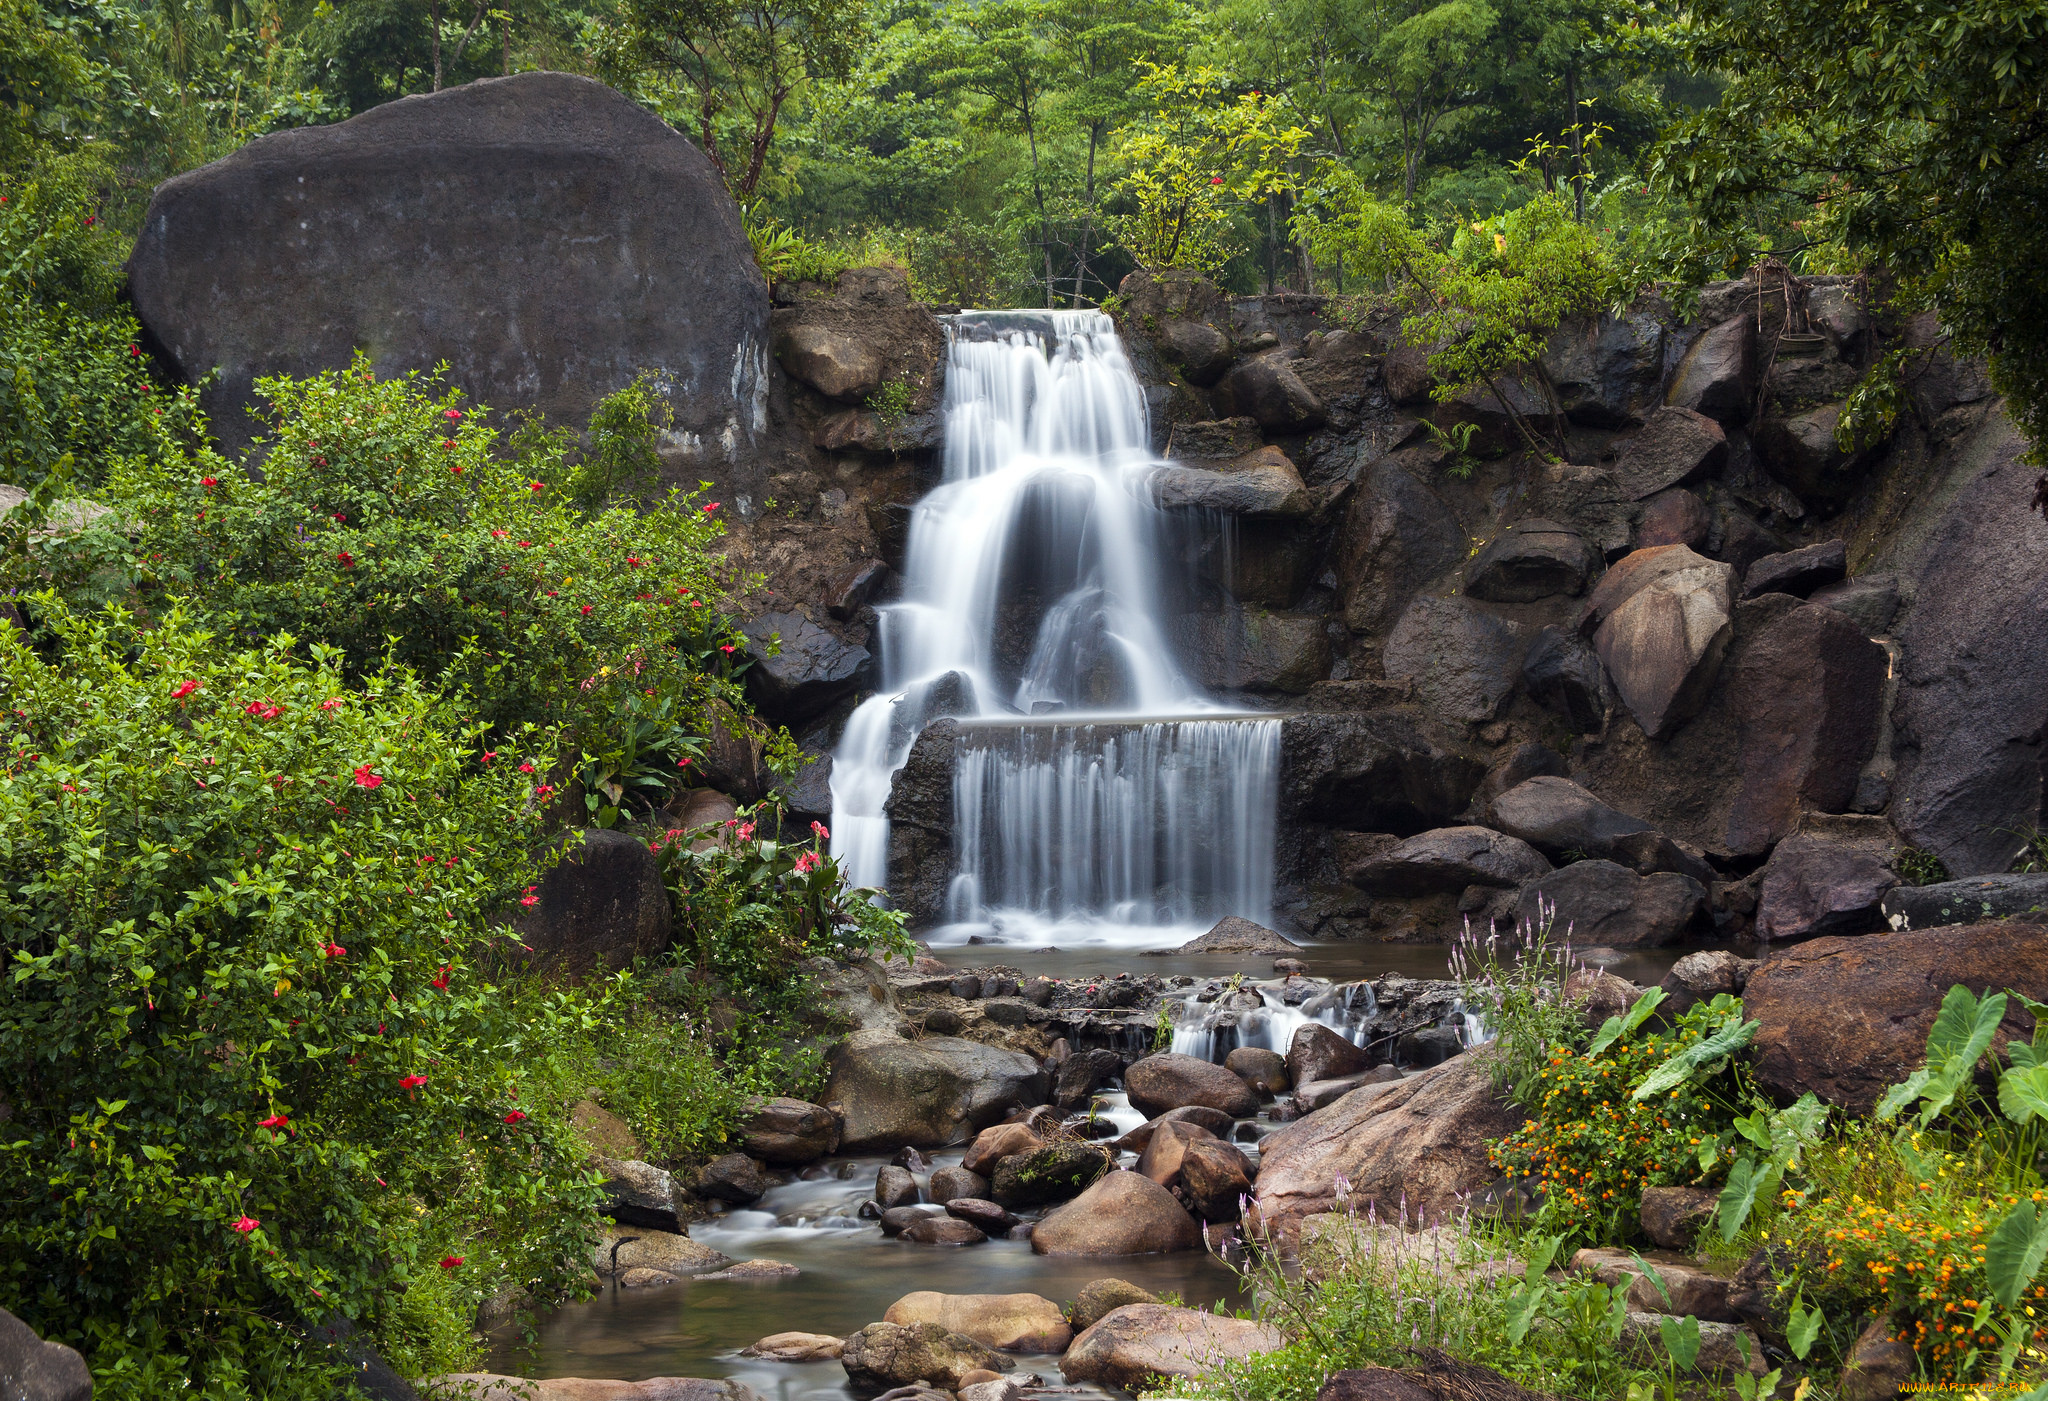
[333,512,346,523]
[793,850,821,874]
[400,1074,428,1090]
[353,766,382,789]
[518,540,533,548]
[201,476,218,488]
[676,757,693,768]
[245,701,284,720]
[520,893,539,907]
[450,465,464,475]
[171,680,202,700]
[431,967,450,990]
[481,750,498,764]
[579,605,593,615]
[702,502,720,514]
[439,1255,464,1270]
[529,482,545,492]
[128,343,139,357]
[336,551,355,568]
[720,644,736,654]
[533,784,555,798]
[258,1114,289,1128]
[445,408,463,421]
[1210,176,1224,185]
[232,1215,260,1233]
[811,820,830,841]
[441,438,457,449]
[518,762,535,774]
[503,1110,528,1124]
[320,697,344,711]
[626,556,642,567]
[324,942,347,959]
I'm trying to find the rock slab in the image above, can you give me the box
[1059,1305,1284,1392]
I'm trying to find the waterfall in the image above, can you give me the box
[827,309,1281,945]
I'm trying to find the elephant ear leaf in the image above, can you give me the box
[1659,1314,1702,1373]
[1999,1063,2048,1126]
[1987,1200,2048,1308]
[1915,985,2008,1126]
[1715,1156,1783,1242]
[1588,988,1668,1057]
[1633,1017,1758,1102]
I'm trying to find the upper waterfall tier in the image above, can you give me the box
[828,309,1278,943]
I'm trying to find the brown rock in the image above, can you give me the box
[883,1291,1072,1353]
[1059,1305,1283,1391]
[1839,1314,1914,1401]
[1582,546,1736,740]
[1224,1047,1289,1096]
[1251,1053,1524,1239]
[1747,922,2048,1112]
[989,1141,1110,1207]
[569,1099,643,1159]
[928,1166,989,1204]
[1071,1278,1161,1331]
[945,1198,1022,1233]
[1572,1247,1736,1321]
[740,1097,841,1166]
[594,1229,729,1278]
[841,1321,1011,1396]
[1030,1170,1202,1256]
[1124,1053,1259,1119]
[1284,1023,1374,1087]
[900,1216,988,1246]
[875,1165,920,1209]
[1640,1185,1719,1250]
[1180,1138,1257,1222]
[742,1332,845,1361]
[962,1122,1047,1177]
[1612,406,1728,500]
[1318,1370,1437,1401]
[1135,1120,1218,1188]
[1665,317,1755,423]
[1634,488,1709,549]
[1754,834,1898,942]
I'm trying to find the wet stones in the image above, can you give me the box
[1284,1023,1374,1087]
[1030,1171,1203,1256]
[694,1153,767,1205]
[1223,1047,1289,1096]
[739,1097,841,1166]
[841,1321,1012,1396]
[874,1165,920,1209]
[990,1142,1111,1208]
[899,1216,989,1246]
[1123,1053,1259,1119]
[928,1166,990,1204]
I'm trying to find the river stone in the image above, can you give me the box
[1112,1107,1237,1154]
[884,1292,1072,1354]
[510,828,672,976]
[1284,1023,1373,1087]
[1294,1066,1401,1114]
[841,1321,1011,1396]
[825,1032,1050,1153]
[0,1307,91,1401]
[961,1123,1045,1177]
[1518,860,1708,947]
[127,73,767,458]
[1059,1305,1284,1391]
[1463,519,1594,602]
[739,1097,841,1166]
[990,1141,1111,1207]
[877,1206,932,1238]
[1251,1053,1523,1240]
[1612,406,1728,500]
[1224,1047,1289,1096]
[1071,1280,1160,1331]
[1753,834,1897,943]
[695,1153,766,1205]
[1135,1120,1218,1188]
[743,1333,845,1361]
[593,1157,682,1234]
[1382,596,1524,725]
[1054,1048,1124,1110]
[1745,922,2048,1113]
[595,1229,730,1278]
[875,1165,920,1209]
[945,1198,1022,1233]
[1883,874,2048,930]
[1180,1138,1257,1222]
[1665,318,1755,423]
[695,1259,802,1280]
[1352,826,1552,896]
[899,1216,988,1246]
[1031,1171,1202,1256]
[928,1166,990,1204]
[1124,1053,1259,1118]
[1155,916,1300,955]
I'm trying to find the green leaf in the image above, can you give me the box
[1875,1067,1934,1123]
[1632,1017,1759,1101]
[1787,1297,1824,1360]
[1716,1156,1783,1242]
[1520,1232,1565,1280]
[1587,987,1668,1057]
[1999,1063,2048,1125]
[1987,1200,2048,1308]
[1628,1251,1673,1308]
[1659,1313,1702,1372]
[1504,1282,1548,1346]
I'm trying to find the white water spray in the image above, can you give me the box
[827,310,1281,945]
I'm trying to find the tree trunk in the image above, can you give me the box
[431,0,442,91]
[1567,66,1585,222]
[502,15,510,73]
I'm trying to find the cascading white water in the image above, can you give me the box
[1168,981,1380,1062]
[827,309,1281,945]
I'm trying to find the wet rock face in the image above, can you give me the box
[1463,519,1595,603]
[1664,316,1755,422]
[1883,874,2048,930]
[1745,922,2048,1113]
[1612,407,1729,500]
[989,1141,1110,1207]
[773,265,946,407]
[1352,826,1552,896]
[509,829,672,976]
[736,611,871,724]
[127,74,768,457]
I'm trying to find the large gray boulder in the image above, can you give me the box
[1542,301,1671,428]
[1382,597,1524,724]
[1462,519,1594,602]
[1150,445,1311,517]
[1488,777,1704,880]
[1216,354,1327,432]
[1886,409,2048,875]
[1352,826,1552,896]
[1581,545,1736,739]
[1174,607,1331,694]
[510,828,673,976]
[1883,874,2048,930]
[127,73,768,456]
[823,1031,1049,1152]
[1517,860,1710,947]
[739,1097,841,1165]
[0,1308,91,1401]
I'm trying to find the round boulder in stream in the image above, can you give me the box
[990,1141,1110,1207]
[883,1290,1073,1353]
[1030,1169,1202,1256]
[1060,1304,1284,1390]
[1123,1052,1260,1119]
[841,1321,1012,1396]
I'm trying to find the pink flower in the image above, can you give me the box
[580,604,594,616]
[439,1255,464,1269]
[793,850,821,873]
[676,757,692,768]
[171,680,201,700]
[720,644,736,654]
[353,766,382,789]
[518,762,536,775]
[400,1073,428,1090]
[736,822,756,842]
[232,1215,260,1233]
[503,1110,528,1124]
[258,1114,289,1128]
[441,438,456,449]
[320,697,344,711]
[324,942,347,959]
[444,409,463,421]
[520,893,539,907]
[534,784,554,798]
[811,820,830,840]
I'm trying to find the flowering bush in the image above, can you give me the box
[44,353,753,776]
[1491,996,1752,1244]
[0,603,605,1395]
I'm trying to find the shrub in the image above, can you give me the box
[45,354,754,780]
[1450,901,1586,1106]
[0,602,606,1395]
